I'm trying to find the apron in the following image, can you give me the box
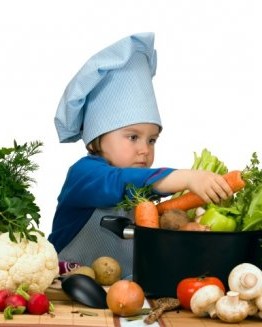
[58,208,134,278]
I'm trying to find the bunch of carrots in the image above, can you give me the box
[119,170,246,229]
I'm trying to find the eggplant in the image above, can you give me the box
[60,274,107,309]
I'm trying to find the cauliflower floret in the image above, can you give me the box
[0,232,59,292]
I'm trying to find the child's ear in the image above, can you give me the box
[88,143,93,151]
[86,143,93,153]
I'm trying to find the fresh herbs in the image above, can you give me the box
[0,140,44,242]
[117,184,158,211]
[207,152,262,231]
[235,152,262,231]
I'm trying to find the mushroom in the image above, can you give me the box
[246,299,259,316]
[215,291,250,323]
[256,295,262,309]
[255,295,262,319]
[190,284,224,318]
[228,263,262,300]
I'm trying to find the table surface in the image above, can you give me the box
[0,298,261,327]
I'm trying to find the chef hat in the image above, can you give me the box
[54,32,162,145]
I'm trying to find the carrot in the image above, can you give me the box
[157,192,205,215]
[135,201,159,228]
[117,184,159,228]
[223,170,246,192]
[157,170,245,215]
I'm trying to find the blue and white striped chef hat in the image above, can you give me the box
[54,32,162,145]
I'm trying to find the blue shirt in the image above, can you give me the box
[48,155,174,253]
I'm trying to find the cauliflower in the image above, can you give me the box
[0,232,59,293]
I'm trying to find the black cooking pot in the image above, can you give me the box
[101,216,262,298]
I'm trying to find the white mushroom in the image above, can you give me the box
[228,263,262,300]
[246,299,258,316]
[255,294,262,310]
[257,311,262,319]
[255,295,262,319]
[190,285,224,318]
[215,291,250,323]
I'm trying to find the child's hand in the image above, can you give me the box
[187,170,233,204]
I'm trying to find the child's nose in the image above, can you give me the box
[138,141,150,155]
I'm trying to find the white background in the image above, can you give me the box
[1,0,261,236]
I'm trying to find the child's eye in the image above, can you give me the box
[149,138,157,145]
[129,135,138,141]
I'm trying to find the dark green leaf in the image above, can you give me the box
[0,140,43,242]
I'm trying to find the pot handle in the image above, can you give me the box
[100,215,134,239]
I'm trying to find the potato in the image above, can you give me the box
[68,265,96,279]
[91,256,122,286]
[159,209,190,230]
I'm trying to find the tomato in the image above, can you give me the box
[176,276,225,310]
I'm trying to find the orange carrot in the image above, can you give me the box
[157,170,245,215]
[157,192,205,215]
[117,184,160,228]
[223,170,246,192]
[135,201,159,228]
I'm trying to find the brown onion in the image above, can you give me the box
[106,280,145,317]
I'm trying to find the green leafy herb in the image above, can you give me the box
[0,140,44,242]
[117,184,159,211]
[207,152,262,231]
[232,152,262,231]
[242,186,262,231]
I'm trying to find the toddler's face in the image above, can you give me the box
[100,123,160,168]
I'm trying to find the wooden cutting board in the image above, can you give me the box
[0,300,116,327]
[1,301,262,327]
[1,287,261,326]
[1,300,262,326]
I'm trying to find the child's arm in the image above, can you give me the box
[153,169,233,204]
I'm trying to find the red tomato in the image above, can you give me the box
[176,276,225,310]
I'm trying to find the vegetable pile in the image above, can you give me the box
[119,149,262,233]
[0,140,59,293]
[181,263,262,323]
[198,152,262,232]
[176,276,225,310]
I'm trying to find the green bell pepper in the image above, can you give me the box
[200,207,236,232]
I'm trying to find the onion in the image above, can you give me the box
[106,280,145,317]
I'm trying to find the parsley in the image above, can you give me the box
[0,140,44,242]
[233,152,262,231]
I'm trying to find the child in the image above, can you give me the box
[48,33,232,278]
